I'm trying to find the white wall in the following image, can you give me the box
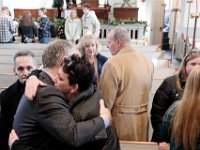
[3,0,53,18]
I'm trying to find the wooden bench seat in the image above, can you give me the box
[120,141,158,150]
[0,49,43,57]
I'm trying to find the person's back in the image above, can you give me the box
[99,27,154,141]
[18,11,37,43]
[0,51,37,150]
[68,85,119,150]
[38,7,51,43]
[0,7,15,43]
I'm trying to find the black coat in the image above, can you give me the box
[0,80,25,150]
[12,71,108,150]
[150,75,184,142]
[68,85,120,150]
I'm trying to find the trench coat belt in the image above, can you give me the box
[115,103,148,114]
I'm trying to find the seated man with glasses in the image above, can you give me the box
[0,50,37,150]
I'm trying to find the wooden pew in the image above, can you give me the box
[120,141,158,150]
[0,49,43,57]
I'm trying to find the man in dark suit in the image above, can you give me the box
[66,0,76,8]
[10,40,111,150]
[0,51,37,150]
[53,0,64,18]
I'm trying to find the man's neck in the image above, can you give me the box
[43,67,59,81]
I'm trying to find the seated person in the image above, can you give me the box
[159,66,200,150]
[0,7,15,43]
[18,11,37,43]
[38,7,51,43]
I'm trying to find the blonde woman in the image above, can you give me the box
[64,9,81,44]
[159,65,200,150]
[77,34,108,85]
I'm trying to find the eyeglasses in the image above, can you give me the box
[17,66,33,72]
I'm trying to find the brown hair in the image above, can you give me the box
[20,11,34,26]
[176,48,200,90]
[172,66,200,150]
[82,3,91,9]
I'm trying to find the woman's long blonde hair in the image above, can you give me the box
[172,66,200,150]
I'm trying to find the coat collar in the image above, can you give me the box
[68,84,95,110]
[117,43,136,56]
[39,71,54,85]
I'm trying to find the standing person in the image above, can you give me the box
[64,9,81,44]
[18,11,37,43]
[0,51,37,150]
[77,33,107,85]
[10,40,111,150]
[66,0,77,9]
[52,0,64,18]
[10,54,120,150]
[0,6,15,43]
[38,7,51,43]
[151,49,200,143]
[159,66,200,150]
[99,27,154,141]
[81,3,100,38]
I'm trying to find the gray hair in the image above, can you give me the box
[111,27,131,43]
[42,39,76,68]
[14,50,35,66]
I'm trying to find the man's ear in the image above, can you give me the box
[60,56,68,66]
[70,84,79,94]
[13,67,17,75]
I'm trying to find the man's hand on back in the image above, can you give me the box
[99,99,112,127]
[25,76,47,100]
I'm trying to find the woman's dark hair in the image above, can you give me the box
[62,54,94,92]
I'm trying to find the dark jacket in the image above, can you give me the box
[150,75,184,142]
[96,53,108,79]
[0,80,25,150]
[18,24,37,43]
[160,101,200,150]
[68,85,120,150]
[12,71,107,150]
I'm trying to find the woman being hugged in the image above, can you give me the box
[18,11,37,43]
[64,9,81,44]
[77,34,108,86]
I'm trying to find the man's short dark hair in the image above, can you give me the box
[82,3,91,9]
[62,54,94,92]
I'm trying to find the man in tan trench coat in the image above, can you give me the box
[99,27,154,141]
